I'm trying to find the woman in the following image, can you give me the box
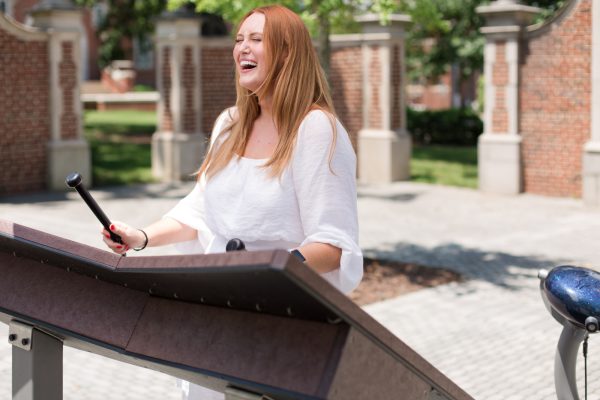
[103,5,362,296]
[104,5,362,399]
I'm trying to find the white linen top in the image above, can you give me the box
[164,108,363,293]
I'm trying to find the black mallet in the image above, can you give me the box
[225,238,246,252]
[66,172,123,245]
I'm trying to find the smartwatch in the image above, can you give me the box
[290,249,306,263]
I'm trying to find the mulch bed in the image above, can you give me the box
[350,257,463,306]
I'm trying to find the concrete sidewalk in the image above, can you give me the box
[1,181,600,399]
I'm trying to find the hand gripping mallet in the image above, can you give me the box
[65,172,123,245]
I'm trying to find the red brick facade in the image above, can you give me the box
[160,46,173,132]
[182,46,196,133]
[197,44,366,148]
[11,0,37,24]
[519,0,592,197]
[368,45,382,130]
[60,41,78,140]
[492,41,508,134]
[0,23,49,194]
[331,46,363,149]
[201,47,236,134]
[391,44,402,131]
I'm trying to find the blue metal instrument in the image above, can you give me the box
[539,265,600,400]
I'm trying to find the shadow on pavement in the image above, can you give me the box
[363,241,570,291]
[0,182,195,205]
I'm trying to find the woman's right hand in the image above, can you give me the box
[100,221,146,255]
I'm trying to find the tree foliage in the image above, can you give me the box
[526,0,566,22]
[167,0,396,77]
[400,0,564,106]
[400,0,485,86]
[74,0,394,75]
[401,0,566,82]
[75,0,167,68]
[75,0,565,87]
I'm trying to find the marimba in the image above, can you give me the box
[0,219,472,400]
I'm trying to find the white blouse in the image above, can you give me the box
[165,108,363,293]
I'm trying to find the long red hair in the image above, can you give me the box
[198,5,337,179]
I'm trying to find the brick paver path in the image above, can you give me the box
[1,182,599,399]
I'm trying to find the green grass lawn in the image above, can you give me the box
[84,110,157,138]
[411,145,478,188]
[89,141,154,186]
[84,110,156,187]
[84,110,478,189]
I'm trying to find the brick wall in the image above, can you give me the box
[160,46,173,132]
[11,0,37,23]
[331,46,363,149]
[60,41,78,140]
[201,47,236,135]
[198,44,364,147]
[0,25,49,194]
[492,41,508,134]
[408,71,478,111]
[519,0,591,197]
[391,44,401,131]
[367,45,382,130]
[182,46,196,133]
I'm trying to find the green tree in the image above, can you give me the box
[167,0,396,78]
[75,0,167,68]
[400,0,484,107]
[526,0,566,22]
[400,0,564,108]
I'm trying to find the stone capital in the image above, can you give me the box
[29,0,83,33]
[156,19,202,41]
[477,0,540,30]
[356,13,411,37]
[156,5,203,41]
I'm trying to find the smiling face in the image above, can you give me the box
[233,12,267,93]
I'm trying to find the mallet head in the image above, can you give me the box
[65,172,82,188]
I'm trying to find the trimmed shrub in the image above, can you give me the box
[407,108,483,146]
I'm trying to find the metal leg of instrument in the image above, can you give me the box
[555,322,586,400]
[9,321,63,400]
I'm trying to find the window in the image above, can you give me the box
[0,0,13,16]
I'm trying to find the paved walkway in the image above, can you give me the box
[1,181,600,399]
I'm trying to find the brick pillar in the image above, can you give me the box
[584,2,600,206]
[477,0,539,194]
[152,7,204,182]
[356,14,411,183]
[30,0,91,190]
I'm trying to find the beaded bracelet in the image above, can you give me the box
[133,229,148,251]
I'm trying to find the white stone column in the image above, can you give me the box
[583,1,600,206]
[30,0,91,190]
[476,0,539,195]
[356,14,411,183]
[152,8,204,182]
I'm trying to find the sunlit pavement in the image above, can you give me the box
[2,181,600,399]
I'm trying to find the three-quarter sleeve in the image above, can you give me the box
[163,178,213,253]
[162,108,234,253]
[292,111,363,293]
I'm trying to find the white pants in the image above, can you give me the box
[180,380,225,400]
